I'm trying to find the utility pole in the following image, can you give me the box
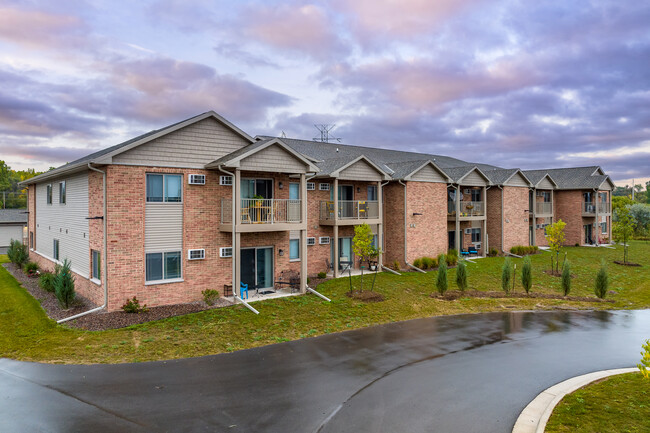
[632,179,635,200]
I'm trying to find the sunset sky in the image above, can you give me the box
[1,0,648,185]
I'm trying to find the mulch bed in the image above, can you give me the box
[3,262,233,331]
[430,289,615,303]
[346,290,385,303]
[613,261,642,267]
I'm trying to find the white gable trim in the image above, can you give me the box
[330,155,390,180]
[502,169,532,187]
[403,160,452,182]
[456,166,491,185]
[535,173,558,189]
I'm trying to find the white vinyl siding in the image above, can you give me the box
[0,225,24,247]
[338,160,381,181]
[461,170,487,186]
[35,172,90,277]
[145,203,183,253]
[505,172,529,187]
[239,145,307,173]
[410,164,446,182]
[113,117,250,168]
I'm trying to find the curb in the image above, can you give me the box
[512,367,638,433]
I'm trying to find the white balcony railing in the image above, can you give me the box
[319,200,379,221]
[535,202,553,215]
[447,201,484,217]
[221,198,302,224]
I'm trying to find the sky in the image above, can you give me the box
[0,0,649,186]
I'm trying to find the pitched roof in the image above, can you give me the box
[523,166,609,190]
[0,209,28,224]
[482,168,532,186]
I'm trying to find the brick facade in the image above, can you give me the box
[405,182,448,262]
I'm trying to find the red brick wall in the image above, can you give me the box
[555,190,584,246]
[382,182,405,268]
[486,188,502,251]
[405,182,447,262]
[502,186,530,251]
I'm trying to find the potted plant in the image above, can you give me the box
[253,194,264,206]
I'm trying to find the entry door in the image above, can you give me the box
[339,185,354,218]
[339,237,353,269]
[241,247,274,289]
[288,183,300,222]
[584,225,593,245]
[448,231,456,251]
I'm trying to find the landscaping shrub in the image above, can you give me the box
[423,257,436,269]
[122,296,148,313]
[510,245,539,256]
[446,249,458,266]
[53,259,75,309]
[392,260,401,271]
[437,254,446,269]
[501,258,511,294]
[488,247,499,257]
[456,260,468,291]
[436,260,448,295]
[640,339,650,380]
[7,239,28,267]
[521,256,532,294]
[413,258,423,269]
[23,261,39,277]
[561,261,571,296]
[317,271,326,279]
[38,271,56,293]
[202,289,220,306]
[595,260,608,299]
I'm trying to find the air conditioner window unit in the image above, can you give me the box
[464,228,472,234]
[307,237,316,246]
[219,175,233,186]
[319,183,330,191]
[464,189,471,194]
[189,174,206,185]
[306,182,315,190]
[219,247,233,258]
[188,249,205,260]
[319,236,330,244]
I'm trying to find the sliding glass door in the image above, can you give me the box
[241,247,274,290]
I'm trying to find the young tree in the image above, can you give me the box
[594,260,608,299]
[561,261,571,296]
[352,223,377,292]
[54,259,76,308]
[501,257,511,294]
[545,219,566,274]
[639,339,650,380]
[456,260,468,291]
[436,260,448,295]
[521,256,532,294]
[613,207,635,263]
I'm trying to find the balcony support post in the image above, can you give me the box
[333,178,339,277]
[234,169,241,297]
[531,188,537,246]
[455,186,461,252]
[300,173,307,292]
[594,189,599,246]
[377,180,383,269]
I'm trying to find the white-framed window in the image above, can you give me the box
[319,236,330,245]
[220,175,233,186]
[53,239,59,260]
[289,239,300,261]
[471,228,481,243]
[146,251,182,282]
[29,232,33,249]
[367,185,377,201]
[470,188,481,202]
[307,237,316,246]
[59,181,66,204]
[601,222,607,234]
[46,184,52,204]
[219,247,233,258]
[306,182,315,191]
[92,250,101,280]
[188,174,206,185]
[146,174,182,203]
[319,183,330,191]
[188,249,205,260]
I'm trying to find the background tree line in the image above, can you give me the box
[0,160,47,209]
[613,180,650,204]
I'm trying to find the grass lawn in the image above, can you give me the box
[545,372,650,432]
[1,241,648,364]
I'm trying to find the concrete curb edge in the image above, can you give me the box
[512,367,638,433]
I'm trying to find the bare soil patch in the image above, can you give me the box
[3,262,233,330]
[613,261,641,267]
[430,289,614,303]
[346,290,385,303]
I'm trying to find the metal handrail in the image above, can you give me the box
[319,200,379,220]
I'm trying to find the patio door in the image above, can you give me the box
[288,182,300,222]
[448,230,455,251]
[584,225,593,245]
[241,179,273,199]
[241,247,274,290]
[338,185,354,218]
[339,237,353,269]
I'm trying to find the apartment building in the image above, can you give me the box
[21,111,614,310]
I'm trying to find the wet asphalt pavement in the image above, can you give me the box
[1,309,648,433]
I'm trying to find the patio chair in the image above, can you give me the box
[240,282,249,299]
[460,248,470,257]
[467,247,478,256]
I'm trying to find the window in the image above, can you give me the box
[146,174,182,203]
[289,239,300,261]
[601,222,607,234]
[92,250,101,280]
[319,183,330,191]
[220,175,233,186]
[306,182,315,191]
[471,228,481,243]
[46,184,52,204]
[220,247,233,258]
[29,232,33,249]
[59,181,66,204]
[367,185,377,201]
[470,189,481,202]
[146,251,182,282]
[53,239,59,260]
[188,249,205,260]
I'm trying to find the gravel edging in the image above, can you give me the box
[511,368,638,433]
[2,262,234,330]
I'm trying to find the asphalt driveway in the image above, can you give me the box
[1,309,648,432]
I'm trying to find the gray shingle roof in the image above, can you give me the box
[482,168,519,185]
[523,166,608,190]
[0,209,28,224]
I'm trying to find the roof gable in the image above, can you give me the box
[330,155,390,180]
[403,160,450,183]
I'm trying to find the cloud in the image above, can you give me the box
[213,43,279,69]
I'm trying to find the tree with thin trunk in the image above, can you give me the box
[352,223,377,292]
[521,256,532,294]
[561,261,571,296]
[613,207,635,264]
[501,257,511,294]
[546,219,566,274]
[456,260,468,291]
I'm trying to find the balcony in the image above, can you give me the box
[448,201,485,219]
[582,201,611,216]
[221,198,303,232]
[319,200,380,225]
[535,202,553,216]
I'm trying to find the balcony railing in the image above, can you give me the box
[319,200,379,221]
[447,201,484,217]
[535,202,553,215]
[583,202,610,215]
[221,198,302,224]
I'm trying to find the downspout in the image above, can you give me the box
[398,180,425,273]
[58,163,107,323]
[498,185,505,254]
[218,165,239,303]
